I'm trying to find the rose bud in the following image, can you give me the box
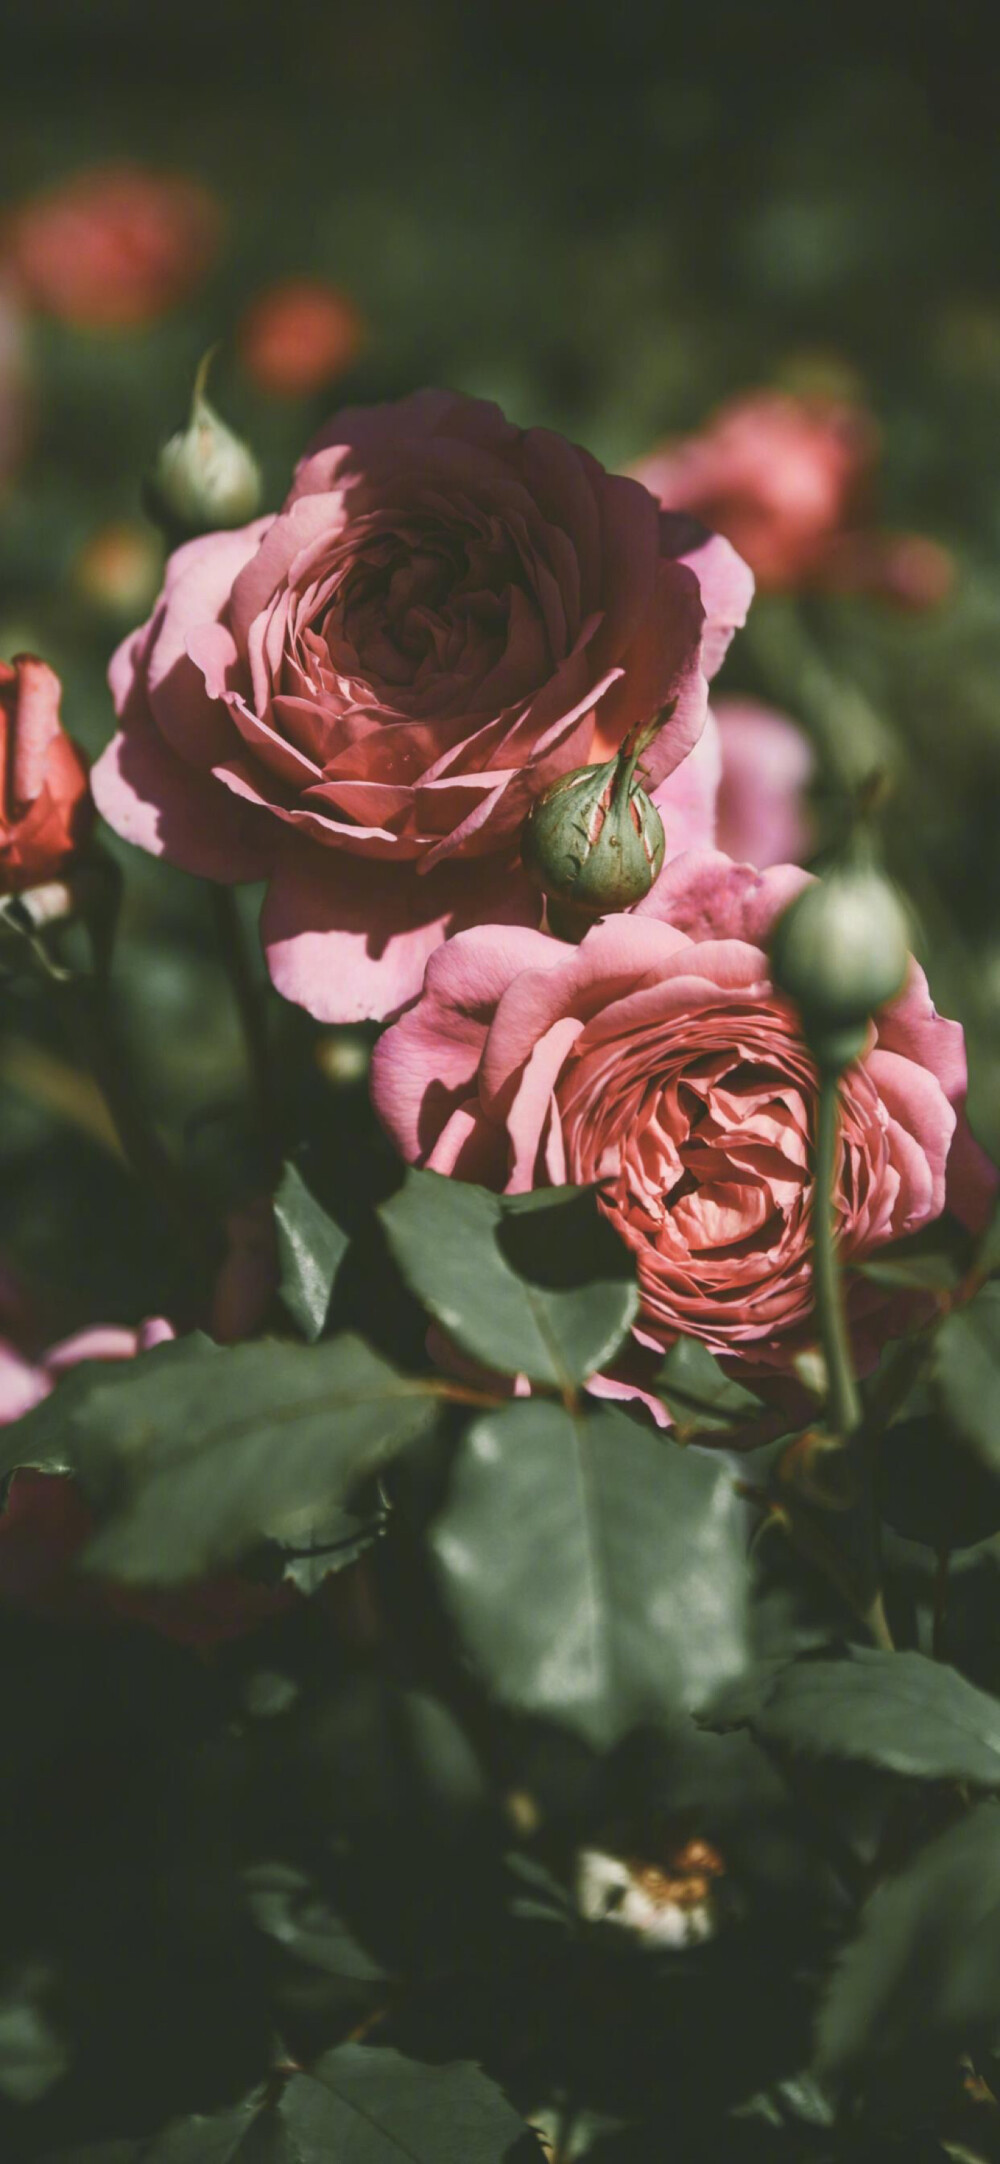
[769,846,910,1071]
[237,277,366,398]
[145,350,262,541]
[522,712,667,934]
[1,655,92,895]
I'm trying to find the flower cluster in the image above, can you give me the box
[48,387,987,1380]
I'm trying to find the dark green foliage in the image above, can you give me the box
[705,1644,1000,1786]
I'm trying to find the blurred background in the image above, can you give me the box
[2,0,999,1334]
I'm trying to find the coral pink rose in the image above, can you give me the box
[0,1317,291,1645]
[92,390,753,1023]
[238,277,366,397]
[372,850,986,1366]
[714,697,815,869]
[2,164,222,330]
[1,655,92,894]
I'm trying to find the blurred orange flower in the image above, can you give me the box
[237,276,365,396]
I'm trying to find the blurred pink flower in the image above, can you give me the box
[2,164,222,329]
[633,390,954,608]
[714,697,815,869]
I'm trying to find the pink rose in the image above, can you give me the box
[372,850,986,1367]
[92,391,753,1022]
[1,655,93,894]
[2,164,222,330]
[714,698,815,869]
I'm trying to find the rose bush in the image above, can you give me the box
[93,390,753,1021]
[372,849,987,1366]
[0,654,92,893]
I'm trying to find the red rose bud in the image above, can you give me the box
[0,655,92,895]
[238,277,366,398]
[145,350,262,540]
[522,712,667,932]
[769,846,910,1071]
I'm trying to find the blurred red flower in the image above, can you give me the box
[237,276,366,396]
[2,164,222,329]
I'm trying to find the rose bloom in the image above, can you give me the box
[92,390,753,1023]
[634,389,955,608]
[372,850,987,1368]
[238,277,366,397]
[1,655,92,894]
[2,164,222,330]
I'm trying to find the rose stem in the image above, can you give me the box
[209,884,279,1167]
[812,1066,893,1653]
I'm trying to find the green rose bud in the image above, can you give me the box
[770,845,910,1071]
[521,712,667,935]
[145,349,262,541]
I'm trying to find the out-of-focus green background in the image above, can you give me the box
[2,0,999,1334]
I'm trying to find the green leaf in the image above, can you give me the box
[273,1491,387,1594]
[430,1400,750,1748]
[243,1862,388,1982]
[378,1171,638,1386]
[654,1336,766,1434]
[6,1331,436,1585]
[817,1799,1000,2079]
[281,2041,540,2161]
[703,1645,1000,1787]
[273,1159,350,1341]
[933,1281,1000,1476]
